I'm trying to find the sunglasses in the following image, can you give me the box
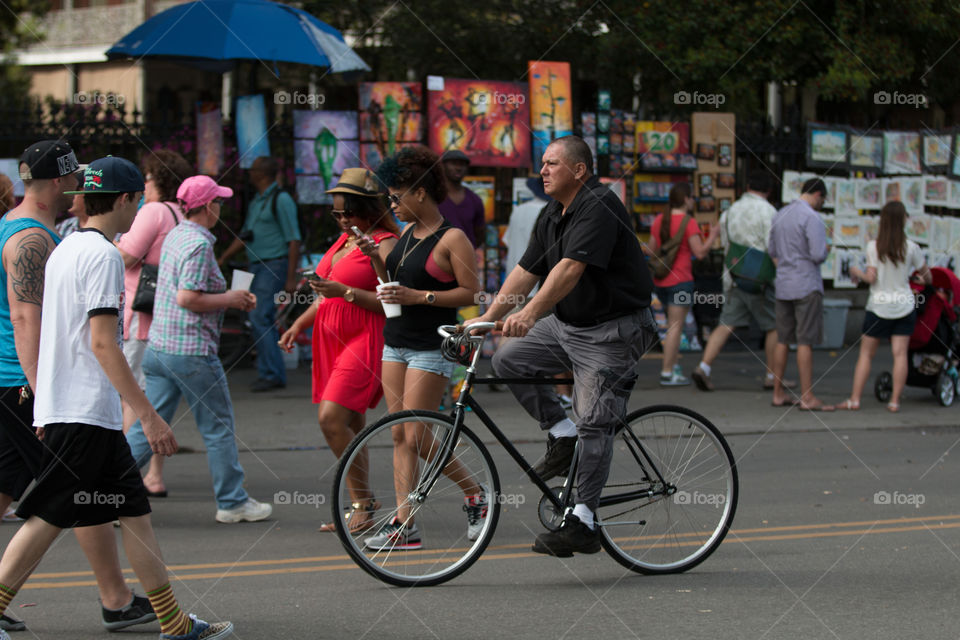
[387,193,403,206]
[331,209,354,220]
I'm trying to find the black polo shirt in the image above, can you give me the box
[518,175,653,327]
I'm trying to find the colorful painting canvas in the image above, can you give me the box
[463,176,496,223]
[781,170,816,204]
[854,178,881,210]
[924,176,950,206]
[835,179,857,216]
[823,177,839,209]
[900,177,923,213]
[882,178,901,204]
[808,127,848,166]
[950,180,960,209]
[528,61,572,169]
[833,248,866,288]
[427,77,531,168]
[358,82,422,157]
[923,133,951,172]
[820,248,836,280]
[905,213,931,245]
[293,110,360,204]
[834,218,864,247]
[196,103,223,176]
[848,133,884,171]
[235,95,270,169]
[930,216,952,252]
[883,132,921,175]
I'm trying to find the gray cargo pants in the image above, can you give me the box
[491,308,657,511]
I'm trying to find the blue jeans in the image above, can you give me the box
[126,348,248,510]
[249,257,288,384]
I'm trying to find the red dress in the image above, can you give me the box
[311,230,397,410]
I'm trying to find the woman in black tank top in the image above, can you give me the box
[359,146,487,549]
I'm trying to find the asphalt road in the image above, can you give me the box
[2,423,958,640]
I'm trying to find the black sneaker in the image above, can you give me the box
[0,614,25,632]
[532,513,602,557]
[102,593,157,631]
[531,435,577,481]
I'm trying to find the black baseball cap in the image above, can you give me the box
[19,140,81,181]
[65,156,145,195]
[441,149,470,164]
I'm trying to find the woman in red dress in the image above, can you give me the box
[279,169,398,532]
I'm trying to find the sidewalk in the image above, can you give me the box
[164,343,956,457]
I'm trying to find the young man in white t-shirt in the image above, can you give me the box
[0,157,233,640]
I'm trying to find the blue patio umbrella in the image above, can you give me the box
[106,0,369,74]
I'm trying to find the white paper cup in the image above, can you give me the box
[377,281,402,318]
[231,269,255,291]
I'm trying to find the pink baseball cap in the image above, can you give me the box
[177,175,233,210]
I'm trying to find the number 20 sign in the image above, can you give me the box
[636,122,690,155]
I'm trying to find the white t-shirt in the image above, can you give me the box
[865,239,925,319]
[34,229,125,430]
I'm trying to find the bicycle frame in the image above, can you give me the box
[414,328,672,518]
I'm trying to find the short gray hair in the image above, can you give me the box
[550,136,594,175]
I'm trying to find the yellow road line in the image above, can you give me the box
[21,514,960,588]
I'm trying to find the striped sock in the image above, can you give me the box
[146,583,192,636]
[0,583,15,617]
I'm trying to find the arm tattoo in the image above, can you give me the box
[11,232,51,306]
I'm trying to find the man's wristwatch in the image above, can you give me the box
[343,288,355,302]
[424,291,436,304]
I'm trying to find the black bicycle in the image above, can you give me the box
[331,323,738,587]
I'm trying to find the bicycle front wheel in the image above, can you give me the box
[331,410,501,587]
[598,405,738,574]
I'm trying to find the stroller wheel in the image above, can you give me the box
[935,370,956,407]
[874,372,893,403]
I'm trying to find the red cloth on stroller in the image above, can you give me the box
[910,267,960,350]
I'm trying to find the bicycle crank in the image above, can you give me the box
[538,486,574,532]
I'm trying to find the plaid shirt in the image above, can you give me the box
[148,220,226,356]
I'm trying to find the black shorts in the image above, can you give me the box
[863,310,916,339]
[16,423,150,528]
[0,386,43,500]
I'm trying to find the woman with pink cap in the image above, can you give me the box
[125,175,273,524]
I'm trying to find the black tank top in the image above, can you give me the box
[384,222,458,351]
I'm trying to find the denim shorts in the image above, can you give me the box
[382,344,455,378]
[863,310,916,339]
[654,281,695,307]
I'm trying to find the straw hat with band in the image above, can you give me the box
[326,168,381,198]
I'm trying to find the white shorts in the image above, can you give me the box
[123,312,148,389]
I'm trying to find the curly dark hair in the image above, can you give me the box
[376,145,447,204]
[141,149,194,202]
[342,193,399,235]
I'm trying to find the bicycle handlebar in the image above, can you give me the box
[437,322,499,338]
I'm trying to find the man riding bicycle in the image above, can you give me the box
[468,135,657,556]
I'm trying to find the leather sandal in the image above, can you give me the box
[318,499,380,533]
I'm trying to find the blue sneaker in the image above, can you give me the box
[159,614,233,640]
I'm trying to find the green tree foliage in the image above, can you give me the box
[305,0,960,119]
[0,0,47,106]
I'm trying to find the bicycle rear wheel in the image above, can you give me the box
[598,405,738,574]
[332,410,500,587]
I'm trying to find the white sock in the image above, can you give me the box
[765,371,775,380]
[698,362,711,376]
[572,503,595,530]
[548,417,577,438]
[660,370,672,377]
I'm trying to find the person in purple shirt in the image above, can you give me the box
[438,149,485,248]
[768,177,833,411]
